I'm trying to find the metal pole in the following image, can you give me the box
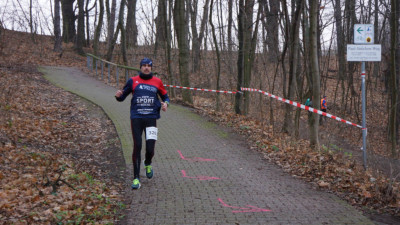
[95,60,98,77]
[361,61,367,170]
[90,57,93,72]
[87,56,89,69]
[108,64,110,83]
[116,66,119,87]
[101,61,104,80]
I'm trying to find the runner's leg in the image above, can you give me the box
[144,118,157,165]
[131,119,145,179]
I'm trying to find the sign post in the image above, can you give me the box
[361,62,367,170]
[347,24,381,170]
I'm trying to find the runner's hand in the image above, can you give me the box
[162,102,168,112]
[115,90,123,97]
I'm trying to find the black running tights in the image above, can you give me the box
[131,118,157,179]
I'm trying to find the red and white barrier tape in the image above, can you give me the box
[164,84,237,94]
[241,87,363,129]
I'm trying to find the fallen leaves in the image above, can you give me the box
[0,30,126,224]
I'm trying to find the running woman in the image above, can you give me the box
[115,58,169,189]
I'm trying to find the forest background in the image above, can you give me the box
[1,0,400,223]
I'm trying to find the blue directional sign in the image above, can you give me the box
[354,24,374,44]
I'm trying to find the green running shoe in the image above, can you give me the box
[131,178,141,189]
[144,163,153,179]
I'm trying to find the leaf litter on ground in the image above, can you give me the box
[0,30,126,224]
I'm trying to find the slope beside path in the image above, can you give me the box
[39,66,373,224]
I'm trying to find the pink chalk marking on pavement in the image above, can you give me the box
[218,198,271,213]
[177,150,216,162]
[181,170,221,180]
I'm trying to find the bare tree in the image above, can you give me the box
[105,0,117,61]
[209,0,221,110]
[282,0,303,133]
[389,0,399,156]
[265,0,280,62]
[174,0,193,104]
[61,0,76,43]
[85,0,96,46]
[332,0,346,110]
[126,0,138,49]
[309,0,320,148]
[164,0,176,98]
[75,0,85,55]
[155,0,167,49]
[29,0,35,42]
[93,0,104,56]
[53,0,62,52]
[227,0,233,51]
[235,0,259,115]
[344,0,358,113]
[190,0,210,73]
[117,0,127,65]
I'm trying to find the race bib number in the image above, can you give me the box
[146,127,158,140]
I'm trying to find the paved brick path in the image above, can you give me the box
[40,66,373,224]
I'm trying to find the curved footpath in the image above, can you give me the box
[39,66,373,224]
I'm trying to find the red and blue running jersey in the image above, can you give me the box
[116,74,170,119]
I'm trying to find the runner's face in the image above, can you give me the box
[141,64,152,74]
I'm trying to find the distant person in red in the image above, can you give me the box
[320,95,327,125]
[115,58,170,189]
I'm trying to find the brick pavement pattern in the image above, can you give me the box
[40,66,373,224]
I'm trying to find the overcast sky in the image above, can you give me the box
[1,0,337,50]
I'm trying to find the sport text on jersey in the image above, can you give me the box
[136,96,155,106]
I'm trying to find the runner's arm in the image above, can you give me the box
[115,78,133,101]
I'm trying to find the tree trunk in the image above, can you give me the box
[333,0,346,83]
[190,0,199,72]
[93,0,104,56]
[190,0,209,73]
[85,0,91,47]
[227,0,233,51]
[372,0,380,78]
[309,0,320,148]
[343,0,358,113]
[155,0,167,49]
[164,0,176,98]
[282,0,302,133]
[29,0,35,42]
[235,0,256,115]
[265,0,279,63]
[390,0,398,157]
[235,0,259,115]
[174,0,193,104]
[53,0,62,52]
[106,0,117,61]
[209,0,221,111]
[333,0,346,110]
[117,0,127,65]
[302,0,312,116]
[235,0,246,114]
[235,0,244,114]
[281,0,290,101]
[126,0,138,49]
[61,0,76,43]
[217,0,225,50]
[396,0,400,149]
[75,0,85,55]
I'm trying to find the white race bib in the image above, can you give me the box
[146,127,158,140]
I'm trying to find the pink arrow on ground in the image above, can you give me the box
[181,170,221,180]
[218,198,271,213]
[177,150,217,162]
